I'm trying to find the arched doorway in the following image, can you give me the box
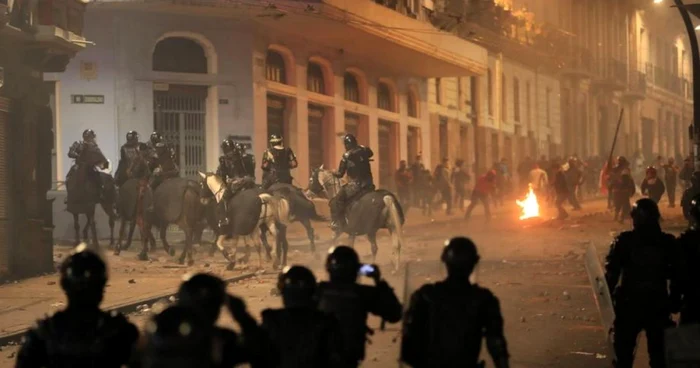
[152,36,208,177]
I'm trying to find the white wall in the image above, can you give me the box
[52,8,257,181]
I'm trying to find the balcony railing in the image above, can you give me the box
[374,0,426,21]
[645,63,686,96]
[8,0,85,36]
[628,70,647,96]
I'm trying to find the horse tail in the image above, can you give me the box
[383,195,404,271]
[298,194,327,222]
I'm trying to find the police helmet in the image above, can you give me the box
[177,273,226,325]
[277,265,317,305]
[325,246,360,283]
[646,166,658,177]
[150,132,163,145]
[82,129,96,141]
[343,134,358,150]
[221,139,235,153]
[617,156,628,166]
[630,198,661,226]
[59,245,108,299]
[126,131,139,143]
[441,237,480,269]
[269,134,283,145]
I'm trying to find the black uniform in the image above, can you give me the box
[678,227,700,325]
[605,215,683,367]
[149,141,179,190]
[262,146,298,188]
[402,281,508,368]
[237,143,256,180]
[330,144,375,229]
[641,177,666,203]
[681,172,700,227]
[66,140,107,199]
[16,248,139,368]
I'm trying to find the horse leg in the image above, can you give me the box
[216,235,237,270]
[88,210,99,250]
[106,205,115,249]
[348,235,356,249]
[124,219,137,251]
[161,227,175,257]
[367,231,379,264]
[259,224,273,261]
[82,221,89,243]
[137,223,150,261]
[272,223,283,270]
[184,228,195,267]
[114,219,127,256]
[73,213,81,246]
[301,218,318,259]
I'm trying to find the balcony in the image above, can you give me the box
[645,63,686,96]
[623,70,647,100]
[592,58,627,91]
[561,46,595,79]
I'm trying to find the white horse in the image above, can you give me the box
[198,172,290,269]
[309,165,405,271]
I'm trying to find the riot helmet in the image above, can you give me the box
[176,273,226,326]
[126,131,139,144]
[59,245,108,308]
[646,166,658,178]
[235,142,246,153]
[221,139,235,155]
[631,198,661,229]
[616,156,629,168]
[269,134,283,146]
[325,245,361,284]
[150,132,163,146]
[277,265,317,307]
[441,237,480,278]
[143,305,215,368]
[82,129,96,142]
[343,134,358,151]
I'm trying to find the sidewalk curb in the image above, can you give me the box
[0,271,263,348]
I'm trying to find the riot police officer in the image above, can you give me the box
[329,134,375,232]
[115,130,145,187]
[261,134,298,188]
[67,129,108,200]
[681,171,700,227]
[401,237,510,368]
[237,142,256,180]
[678,195,700,325]
[148,131,179,190]
[605,198,683,368]
[16,246,139,368]
[261,265,344,368]
[215,138,255,229]
[176,273,264,367]
[316,246,402,367]
[141,305,219,368]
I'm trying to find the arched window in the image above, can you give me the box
[266,50,287,83]
[407,90,418,118]
[377,82,394,112]
[153,37,207,74]
[344,72,360,103]
[307,62,325,94]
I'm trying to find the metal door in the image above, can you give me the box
[378,121,392,188]
[308,105,324,169]
[153,87,206,178]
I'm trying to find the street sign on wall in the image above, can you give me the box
[71,95,104,104]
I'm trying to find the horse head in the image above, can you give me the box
[311,165,340,199]
[198,171,226,203]
[79,144,108,169]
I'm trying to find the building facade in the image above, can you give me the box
[48,0,487,238]
[0,0,87,278]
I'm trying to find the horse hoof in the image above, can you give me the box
[138,253,148,261]
[168,249,176,257]
[187,259,195,267]
[226,262,235,271]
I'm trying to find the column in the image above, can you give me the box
[333,73,345,166]
[368,83,379,182]
[252,48,268,181]
[293,62,310,186]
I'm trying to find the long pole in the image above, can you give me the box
[607,109,625,169]
[673,0,700,172]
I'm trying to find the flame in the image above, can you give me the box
[516,184,540,220]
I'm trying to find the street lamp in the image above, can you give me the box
[656,0,700,171]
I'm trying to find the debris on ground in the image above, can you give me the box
[128,279,136,284]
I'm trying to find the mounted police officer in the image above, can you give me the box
[605,198,683,368]
[261,134,298,188]
[330,134,375,232]
[67,129,108,200]
[401,237,510,368]
[115,130,147,187]
[316,246,402,367]
[678,195,700,325]
[148,131,179,190]
[16,246,139,368]
[261,265,344,367]
[236,142,256,180]
[176,273,265,367]
[216,138,256,229]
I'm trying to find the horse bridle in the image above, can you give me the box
[317,170,341,198]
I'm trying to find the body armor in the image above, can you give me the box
[316,281,402,365]
[16,310,138,368]
[66,141,105,199]
[241,153,256,180]
[261,308,344,368]
[262,146,297,186]
[115,142,143,186]
[149,142,179,190]
[401,281,509,368]
[330,146,375,230]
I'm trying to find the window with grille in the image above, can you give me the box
[153,37,207,74]
[307,63,324,94]
[344,73,360,103]
[407,91,418,118]
[378,83,394,111]
[266,51,286,83]
[513,77,520,122]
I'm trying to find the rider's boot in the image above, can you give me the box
[217,199,230,230]
[330,202,344,232]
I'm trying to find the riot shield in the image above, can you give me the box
[584,243,616,361]
[665,324,700,367]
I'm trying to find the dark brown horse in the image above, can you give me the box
[65,144,109,248]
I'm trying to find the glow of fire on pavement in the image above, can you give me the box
[516,184,540,220]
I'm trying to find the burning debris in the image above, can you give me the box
[516,184,540,220]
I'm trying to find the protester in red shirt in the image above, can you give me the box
[464,170,496,223]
